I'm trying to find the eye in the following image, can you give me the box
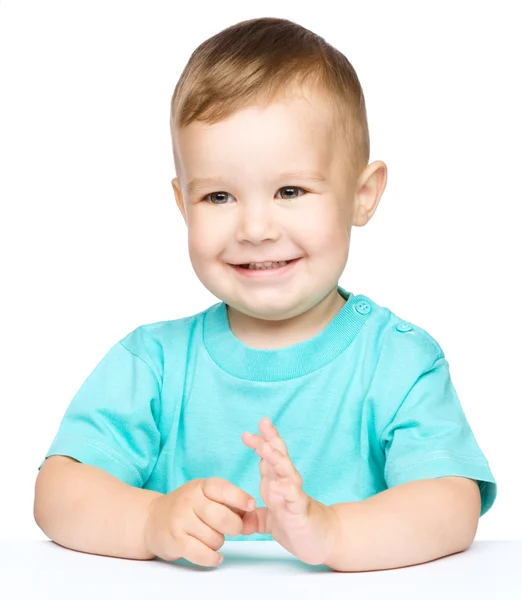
[276,186,306,200]
[204,187,306,205]
[205,191,231,205]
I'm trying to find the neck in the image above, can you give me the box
[226,286,346,350]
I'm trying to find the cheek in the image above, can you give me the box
[188,228,213,261]
[187,212,218,255]
[296,209,348,252]
[186,213,234,268]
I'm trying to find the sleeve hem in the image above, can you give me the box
[386,456,497,517]
[38,436,144,487]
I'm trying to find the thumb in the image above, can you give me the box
[240,506,270,535]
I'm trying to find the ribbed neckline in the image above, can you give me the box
[202,285,373,381]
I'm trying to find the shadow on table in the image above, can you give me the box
[157,552,332,573]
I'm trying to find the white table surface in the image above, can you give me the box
[1,540,520,599]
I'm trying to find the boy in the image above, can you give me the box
[34,17,496,572]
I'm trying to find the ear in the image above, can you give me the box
[172,177,187,224]
[352,161,387,227]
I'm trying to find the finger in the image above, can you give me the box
[258,452,271,477]
[243,431,271,460]
[202,477,256,513]
[269,479,309,515]
[244,431,294,478]
[239,507,259,536]
[184,512,224,551]
[259,418,289,455]
[195,498,245,537]
[181,532,224,567]
[228,505,247,517]
[241,506,270,535]
[244,429,287,461]
[258,440,297,479]
[242,431,262,449]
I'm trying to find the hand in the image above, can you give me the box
[241,417,339,566]
[144,477,256,567]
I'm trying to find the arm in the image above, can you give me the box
[324,476,481,572]
[34,456,163,560]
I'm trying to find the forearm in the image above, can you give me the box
[325,476,481,572]
[34,456,163,560]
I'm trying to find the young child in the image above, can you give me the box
[34,17,497,572]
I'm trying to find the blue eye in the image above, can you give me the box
[204,187,306,205]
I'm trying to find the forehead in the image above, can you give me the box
[174,94,339,184]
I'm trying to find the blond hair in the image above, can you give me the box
[170,17,369,175]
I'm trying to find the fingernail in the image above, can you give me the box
[247,498,255,511]
[218,555,224,564]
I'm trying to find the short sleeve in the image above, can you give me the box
[38,339,161,487]
[380,355,497,516]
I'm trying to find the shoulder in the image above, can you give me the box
[353,292,453,438]
[115,301,220,382]
[355,291,445,373]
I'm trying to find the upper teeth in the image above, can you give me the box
[247,261,288,269]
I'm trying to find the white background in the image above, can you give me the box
[0,0,520,542]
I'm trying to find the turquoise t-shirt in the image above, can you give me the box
[39,286,497,541]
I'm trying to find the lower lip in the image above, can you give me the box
[229,258,301,278]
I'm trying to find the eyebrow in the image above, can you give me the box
[186,171,327,194]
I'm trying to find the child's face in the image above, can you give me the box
[172,91,385,321]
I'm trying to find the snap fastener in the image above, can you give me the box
[354,300,371,315]
[396,322,413,332]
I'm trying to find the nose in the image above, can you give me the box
[235,201,280,243]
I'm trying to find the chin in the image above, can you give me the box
[232,295,308,321]
[243,307,296,321]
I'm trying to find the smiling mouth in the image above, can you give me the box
[234,258,298,269]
